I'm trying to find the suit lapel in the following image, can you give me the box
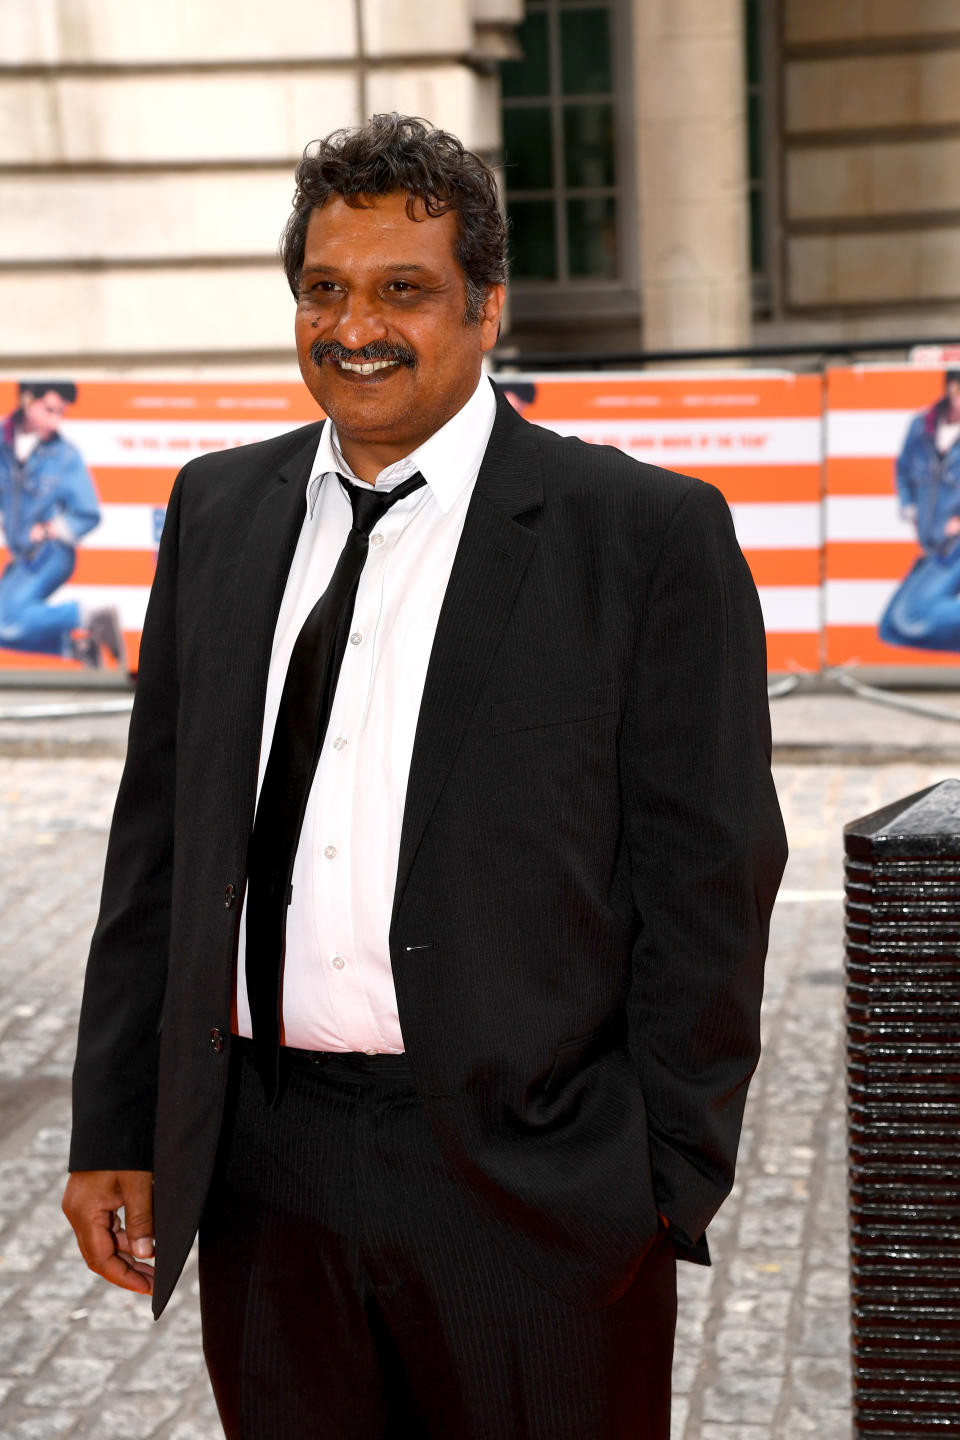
[225,423,324,855]
[393,393,543,916]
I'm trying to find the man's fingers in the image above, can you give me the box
[86,1238,154,1295]
[120,1175,155,1259]
[62,1170,155,1295]
[115,1227,155,1260]
[75,1205,154,1295]
[98,1256,153,1295]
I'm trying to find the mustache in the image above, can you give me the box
[310,339,417,369]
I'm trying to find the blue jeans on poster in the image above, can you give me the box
[0,540,80,656]
[879,544,960,652]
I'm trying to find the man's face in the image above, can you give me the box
[20,390,67,440]
[947,379,960,419]
[294,192,504,476]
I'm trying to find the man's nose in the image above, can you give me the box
[332,293,389,351]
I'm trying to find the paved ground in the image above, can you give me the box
[0,687,957,1437]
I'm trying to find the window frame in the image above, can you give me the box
[502,0,639,324]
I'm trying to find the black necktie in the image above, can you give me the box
[246,470,427,1099]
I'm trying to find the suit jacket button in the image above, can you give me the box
[224,884,236,908]
[209,1027,224,1053]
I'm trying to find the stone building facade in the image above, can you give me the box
[765,0,960,347]
[1,0,518,374]
[3,0,960,372]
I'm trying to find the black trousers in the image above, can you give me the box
[198,1040,676,1440]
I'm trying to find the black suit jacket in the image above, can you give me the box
[70,389,786,1318]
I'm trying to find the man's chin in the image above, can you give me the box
[318,396,413,444]
[309,364,404,402]
[313,374,412,417]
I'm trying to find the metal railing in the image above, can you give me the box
[491,335,960,372]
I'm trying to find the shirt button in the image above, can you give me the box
[349,631,362,646]
[331,955,346,970]
[332,736,347,751]
[324,845,337,860]
[363,1047,378,1055]
[209,1027,224,1053]
[223,884,236,908]
[370,534,384,547]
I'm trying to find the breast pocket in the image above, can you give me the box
[490,682,618,736]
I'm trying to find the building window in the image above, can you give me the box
[744,0,777,315]
[500,0,620,285]
[745,0,762,275]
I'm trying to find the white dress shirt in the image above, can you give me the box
[234,375,497,1052]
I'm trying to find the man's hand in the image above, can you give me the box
[62,1170,155,1295]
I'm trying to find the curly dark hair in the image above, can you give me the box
[279,113,506,324]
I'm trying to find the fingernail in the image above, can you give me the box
[132,1238,154,1259]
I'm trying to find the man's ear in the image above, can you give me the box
[480,285,506,354]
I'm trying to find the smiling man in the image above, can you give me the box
[63,115,786,1440]
[294,187,502,474]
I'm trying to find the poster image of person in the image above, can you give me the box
[0,381,126,670]
[496,378,537,416]
[879,369,960,652]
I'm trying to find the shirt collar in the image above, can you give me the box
[306,375,497,519]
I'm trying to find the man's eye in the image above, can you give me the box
[386,281,415,293]
[301,282,341,299]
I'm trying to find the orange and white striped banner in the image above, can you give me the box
[824,365,960,670]
[0,380,320,675]
[0,372,826,677]
[511,371,824,674]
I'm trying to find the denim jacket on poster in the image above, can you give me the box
[0,411,100,560]
[895,401,960,553]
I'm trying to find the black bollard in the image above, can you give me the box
[844,779,960,1436]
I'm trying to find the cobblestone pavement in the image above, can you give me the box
[0,754,955,1438]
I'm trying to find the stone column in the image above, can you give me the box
[631,0,751,351]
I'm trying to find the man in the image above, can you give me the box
[63,115,786,1439]
[879,369,960,651]
[0,381,126,669]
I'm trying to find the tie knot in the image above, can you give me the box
[339,472,427,536]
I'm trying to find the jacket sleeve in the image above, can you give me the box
[619,479,787,1251]
[68,468,185,1172]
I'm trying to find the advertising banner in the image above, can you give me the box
[825,366,960,670]
[0,379,318,677]
[0,371,822,678]
[503,371,823,674]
